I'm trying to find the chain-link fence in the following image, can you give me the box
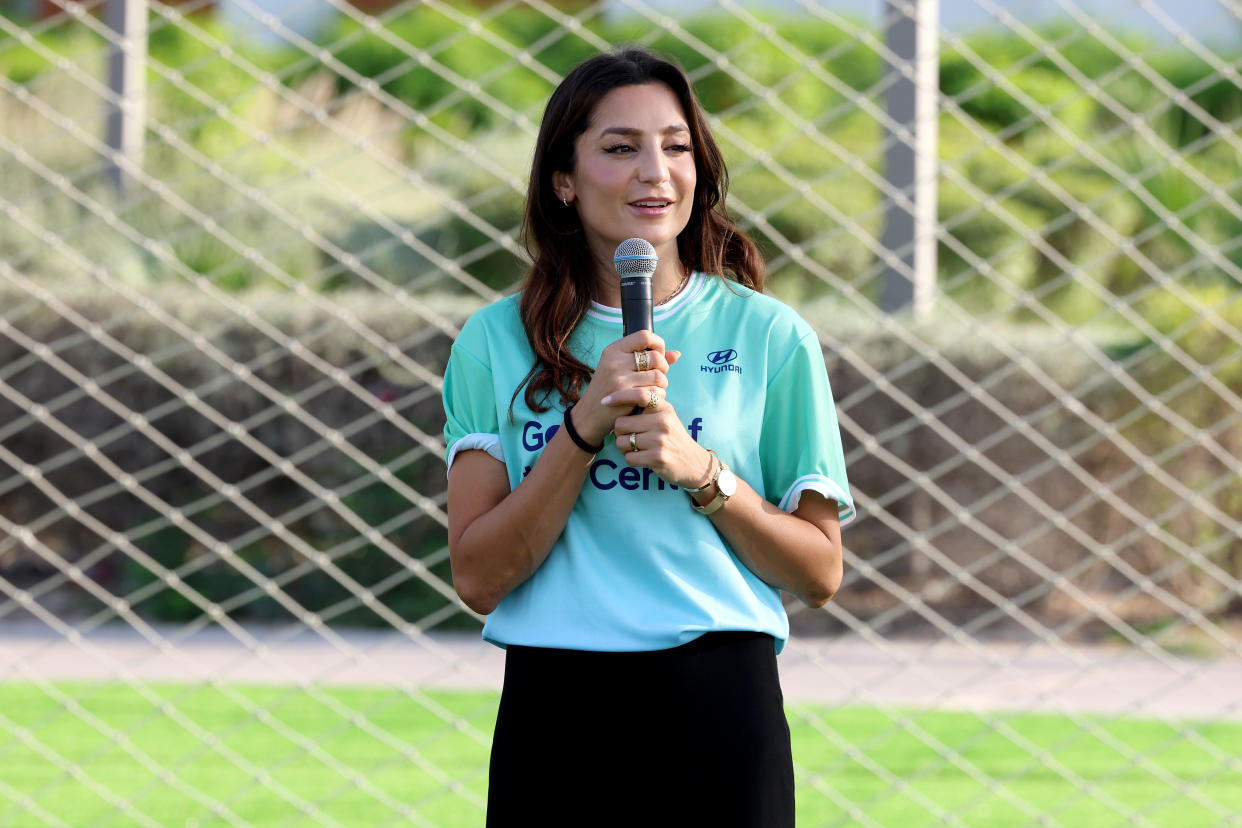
[2,0,1241,824]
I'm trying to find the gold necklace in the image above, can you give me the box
[655,269,691,306]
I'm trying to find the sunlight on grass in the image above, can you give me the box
[0,683,1238,827]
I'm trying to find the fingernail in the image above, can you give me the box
[601,395,613,406]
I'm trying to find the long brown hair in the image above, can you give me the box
[516,48,765,414]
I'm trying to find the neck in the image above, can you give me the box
[593,258,687,308]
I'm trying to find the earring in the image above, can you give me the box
[561,196,569,207]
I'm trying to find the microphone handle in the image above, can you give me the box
[619,275,653,415]
[620,275,653,336]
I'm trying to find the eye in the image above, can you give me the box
[603,144,635,154]
[666,143,693,154]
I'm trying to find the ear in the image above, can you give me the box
[551,170,574,205]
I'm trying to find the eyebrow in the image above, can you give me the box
[597,124,691,138]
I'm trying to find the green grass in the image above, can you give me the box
[787,703,1242,828]
[0,682,1238,827]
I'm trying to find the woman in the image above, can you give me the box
[442,48,854,826]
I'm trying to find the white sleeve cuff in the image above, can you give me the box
[446,433,504,478]
[779,475,856,526]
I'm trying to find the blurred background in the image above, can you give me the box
[0,0,1240,825]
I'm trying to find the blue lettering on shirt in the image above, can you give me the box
[522,420,561,450]
[589,458,618,490]
[519,415,704,492]
[618,467,641,490]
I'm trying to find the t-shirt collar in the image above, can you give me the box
[585,271,707,325]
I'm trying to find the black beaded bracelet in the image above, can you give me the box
[562,402,603,455]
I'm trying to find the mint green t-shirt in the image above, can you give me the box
[443,272,854,653]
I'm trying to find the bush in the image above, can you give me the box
[0,283,478,631]
[9,8,1240,314]
[321,6,566,137]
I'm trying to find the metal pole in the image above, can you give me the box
[880,0,938,319]
[106,0,147,196]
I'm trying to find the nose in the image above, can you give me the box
[636,143,669,184]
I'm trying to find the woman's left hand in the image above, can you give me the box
[608,391,715,490]
[606,353,843,609]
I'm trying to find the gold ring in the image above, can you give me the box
[634,351,650,371]
[628,432,638,452]
[646,389,660,410]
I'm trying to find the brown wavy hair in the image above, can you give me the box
[515,48,765,414]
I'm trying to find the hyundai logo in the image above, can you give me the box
[707,349,738,365]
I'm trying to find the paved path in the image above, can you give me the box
[3,621,1240,721]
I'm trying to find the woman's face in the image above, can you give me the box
[554,83,697,273]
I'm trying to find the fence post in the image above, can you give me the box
[105,0,146,195]
[880,0,938,319]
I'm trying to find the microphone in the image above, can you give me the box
[613,238,658,416]
[613,237,657,335]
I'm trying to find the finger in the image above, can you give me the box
[618,431,660,465]
[618,330,666,354]
[601,344,663,380]
[629,349,660,374]
[624,349,671,377]
[635,370,668,389]
[614,412,673,441]
[666,349,682,367]
[602,386,665,409]
[645,350,673,374]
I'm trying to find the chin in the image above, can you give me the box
[630,223,684,247]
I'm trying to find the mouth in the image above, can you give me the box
[629,199,674,215]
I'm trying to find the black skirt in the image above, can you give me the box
[486,631,795,828]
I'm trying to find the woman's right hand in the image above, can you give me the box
[572,330,679,445]
[449,330,676,615]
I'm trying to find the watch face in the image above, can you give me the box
[716,468,738,498]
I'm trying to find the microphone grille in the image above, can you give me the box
[612,238,658,277]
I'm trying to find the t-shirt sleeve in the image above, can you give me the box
[442,331,504,475]
[759,331,856,526]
